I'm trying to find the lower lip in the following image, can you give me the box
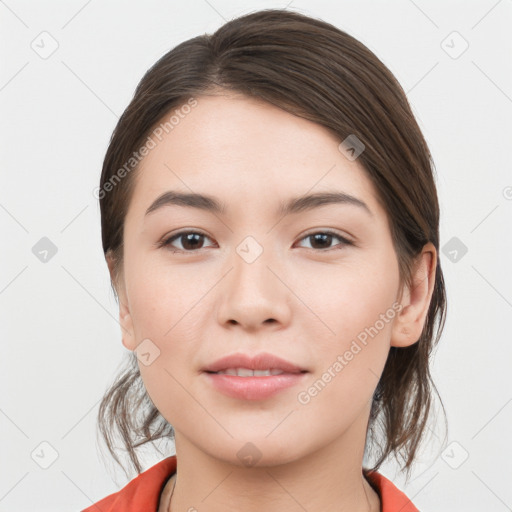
[203,372,308,400]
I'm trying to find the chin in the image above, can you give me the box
[206,436,303,469]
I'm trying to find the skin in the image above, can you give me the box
[107,92,437,512]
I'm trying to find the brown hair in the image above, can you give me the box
[98,8,447,481]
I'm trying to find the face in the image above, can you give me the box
[113,92,407,467]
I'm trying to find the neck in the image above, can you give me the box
[167,405,380,512]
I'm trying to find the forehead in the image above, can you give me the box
[130,93,382,219]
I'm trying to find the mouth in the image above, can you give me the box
[201,352,309,400]
[205,368,307,377]
[202,351,308,374]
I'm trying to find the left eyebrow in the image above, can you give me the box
[145,191,226,217]
[144,190,373,218]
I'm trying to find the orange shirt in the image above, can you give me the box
[81,455,418,512]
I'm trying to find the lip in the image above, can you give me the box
[201,352,307,374]
[203,372,308,400]
[201,352,309,401]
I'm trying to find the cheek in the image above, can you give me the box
[297,256,398,392]
[300,253,399,340]
[126,260,212,414]
[127,256,202,337]
[295,286,394,423]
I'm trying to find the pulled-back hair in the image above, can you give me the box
[98,8,447,480]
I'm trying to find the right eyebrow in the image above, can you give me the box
[278,191,373,218]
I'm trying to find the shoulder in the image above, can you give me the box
[364,470,419,512]
[81,456,177,512]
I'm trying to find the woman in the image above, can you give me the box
[85,8,447,512]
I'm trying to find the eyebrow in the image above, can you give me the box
[144,190,373,218]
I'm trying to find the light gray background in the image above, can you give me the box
[1,1,511,510]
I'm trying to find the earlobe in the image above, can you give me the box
[391,243,437,348]
[105,251,137,351]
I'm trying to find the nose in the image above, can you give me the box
[216,243,292,331]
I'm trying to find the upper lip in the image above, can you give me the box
[202,352,307,373]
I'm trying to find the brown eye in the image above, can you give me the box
[297,231,353,251]
[161,231,215,252]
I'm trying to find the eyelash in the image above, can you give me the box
[158,229,354,254]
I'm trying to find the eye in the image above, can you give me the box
[159,231,216,253]
[158,229,354,254]
[295,230,354,251]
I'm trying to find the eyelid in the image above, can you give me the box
[294,229,355,250]
[299,228,354,243]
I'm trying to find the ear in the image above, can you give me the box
[391,242,437,348]
[106,251,137,351]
